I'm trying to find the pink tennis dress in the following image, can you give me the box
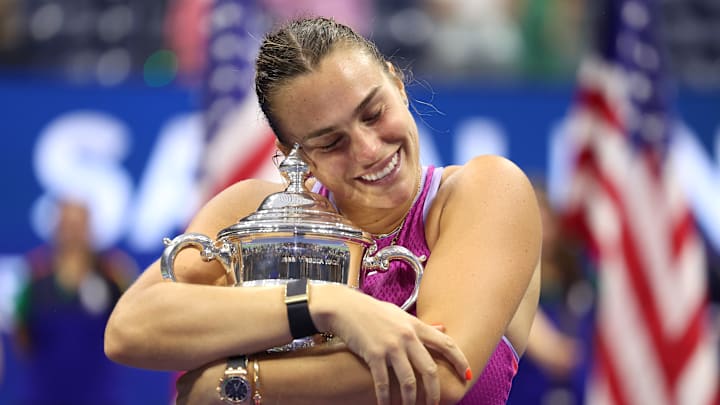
[314,166,520,404]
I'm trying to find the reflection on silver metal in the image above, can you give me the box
[362,245,426,311]
[160,143,426,349]
[161,233,235,281]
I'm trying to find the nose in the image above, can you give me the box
[349,125,382,165]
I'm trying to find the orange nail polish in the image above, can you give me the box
[465,367,473,381]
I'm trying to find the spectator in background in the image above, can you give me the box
[163,0,212,84]
[508,183,595,405]
[517,0,587,79]
[421,0,524,79]
[0,0,20,55]
[12,199,137,405]
[261,0,374,35]
[164,0,375,86]
[370,0,435,75]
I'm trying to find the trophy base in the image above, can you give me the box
[240,279,346,287]
[266,333,336,353]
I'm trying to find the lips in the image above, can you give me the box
[359,152,399,182]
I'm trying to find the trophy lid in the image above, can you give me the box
[217,144,373,245]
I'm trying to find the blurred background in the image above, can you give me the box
[0,0,718,404]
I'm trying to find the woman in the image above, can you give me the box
[105,17,541,405]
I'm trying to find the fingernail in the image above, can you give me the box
[465,367,473,381]
[431,323,446,331]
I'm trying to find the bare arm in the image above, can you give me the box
[177,344,463,405]
[104,178,470,404]
[525,309,581,377]
[109,261,470,404]
[173,155,542,404]
[417,155,542,396]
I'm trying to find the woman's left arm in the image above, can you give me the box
[416,154,542,388]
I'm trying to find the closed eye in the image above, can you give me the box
[320,137,340,152]
[362,107,383,124]
[318,136,343,152]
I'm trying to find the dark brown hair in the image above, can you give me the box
[255,16,399,144]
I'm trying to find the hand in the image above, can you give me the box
[526,310,582,379]
[312,285,470,405]
[175,360,226,405]
[530,333,581,378]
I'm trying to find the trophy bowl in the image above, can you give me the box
[160,144,425,350]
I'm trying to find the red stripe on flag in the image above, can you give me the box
[672,209,695,261]
[576,88,624,134]
[596,330,631,405]
[665,303,705,387]
[211,130,277,195]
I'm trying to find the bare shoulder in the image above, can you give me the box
[442,155,531,193]
[426,155,537,244]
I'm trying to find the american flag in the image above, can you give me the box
[562,0,719,404]
[201,0,280,200]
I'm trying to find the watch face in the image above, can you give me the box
[221,376,250,403]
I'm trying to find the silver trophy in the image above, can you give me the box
[160,144,425,350]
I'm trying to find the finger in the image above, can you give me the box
[430,323,446,332]
[388,348,418,405]
[419,326,471,381]
[407,341,440,405]
[368,358,391,405]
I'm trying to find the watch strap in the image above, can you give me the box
[285,278,320,339]
[227,355,248,372]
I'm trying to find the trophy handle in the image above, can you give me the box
[362,245,426,311]
[160,233,235,282]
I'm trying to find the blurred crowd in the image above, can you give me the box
[0,0,718,87]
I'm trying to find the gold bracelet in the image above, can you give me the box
[252,357,262,405]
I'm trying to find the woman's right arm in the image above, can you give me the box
[105,266,297,370]
[104,179,296,370]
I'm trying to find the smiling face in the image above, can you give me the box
[272,47,422,219]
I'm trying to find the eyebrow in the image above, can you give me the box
[302,85,382,141]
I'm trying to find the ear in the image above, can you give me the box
[385,61,407,102]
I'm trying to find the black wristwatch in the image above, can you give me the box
[285,278,320,339]
[217,355,251,404]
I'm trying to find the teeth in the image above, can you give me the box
[361,153,398,182]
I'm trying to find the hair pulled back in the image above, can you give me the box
[254,17,394,144]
